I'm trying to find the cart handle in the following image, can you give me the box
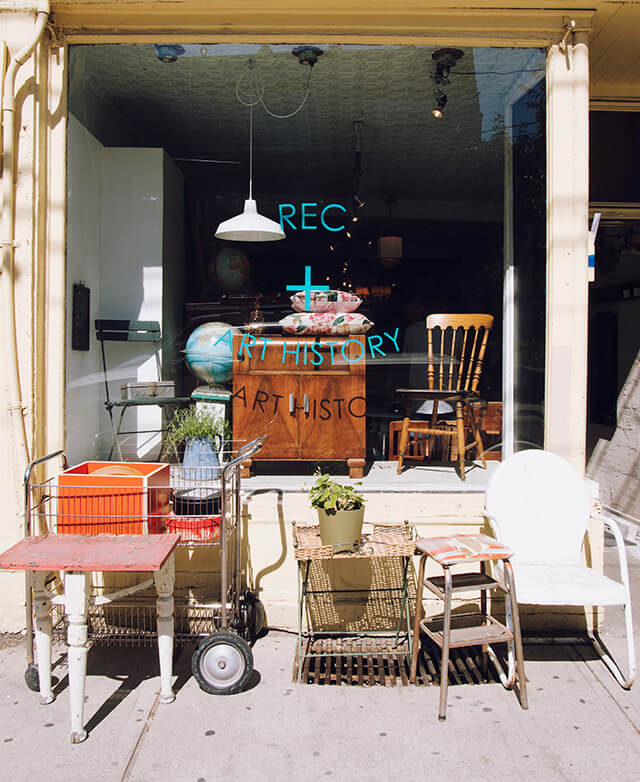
[24,449,68,534]
[24,449,67,488]
[222,436,266,477]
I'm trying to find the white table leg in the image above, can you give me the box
[65,571,89,744]
[31,571,54,705]
[154,554,175,704]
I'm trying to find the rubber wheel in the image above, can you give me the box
[239,593,267,643]
[252,599,266,640]
[192,631,253,695]
[24,663,40,692]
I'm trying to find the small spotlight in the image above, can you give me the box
[432,94,447,119]
[329,245,335,252]
[346,231,352,239]
[154,44,185,63]
[352,215,359,223]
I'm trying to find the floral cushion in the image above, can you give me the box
[280,312,374,335]
[290,290,362,313]
[415,534,513,565]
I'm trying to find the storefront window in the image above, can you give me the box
[66,43,546,471]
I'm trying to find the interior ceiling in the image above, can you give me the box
[69,44,544,213]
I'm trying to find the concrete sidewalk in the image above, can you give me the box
[1,548,638,782]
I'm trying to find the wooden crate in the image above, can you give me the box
[56,462,170,535]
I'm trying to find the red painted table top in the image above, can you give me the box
[0,534,180,572]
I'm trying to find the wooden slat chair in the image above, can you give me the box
[95,319,190,460]
[396,313,494,480]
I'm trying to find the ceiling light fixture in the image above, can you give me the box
[431,48,463,119]
[214,102,285,242]
[154,44,185,63]
[378,196,402,268]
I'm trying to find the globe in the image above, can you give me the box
[184,322,239,385]
[215,247,250,292]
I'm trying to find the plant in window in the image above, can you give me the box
[309,469,366,550]
[162,407,230,466]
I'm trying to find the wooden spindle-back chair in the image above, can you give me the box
[396,313,494,480]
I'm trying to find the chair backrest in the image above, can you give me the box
[95,319,163,404]
[485,450,591,565]
[426,313,493,393]
[95,319,162,345]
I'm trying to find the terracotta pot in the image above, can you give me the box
[317,506,365,550]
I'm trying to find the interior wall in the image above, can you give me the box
[65,115,104,464]
[162,154,186,393]
[66,118,185,462]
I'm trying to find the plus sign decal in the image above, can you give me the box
[286,265,330,311]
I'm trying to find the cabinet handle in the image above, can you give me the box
[289,393,295,415]
[304,394,310,414]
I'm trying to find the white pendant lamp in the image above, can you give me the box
[215,104,285,242]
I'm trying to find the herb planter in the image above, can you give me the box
[182,436,221,475]
[317,506,365,550]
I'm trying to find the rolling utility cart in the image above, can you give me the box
[18,437,265,706]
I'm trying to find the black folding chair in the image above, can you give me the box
[95,319,191,459]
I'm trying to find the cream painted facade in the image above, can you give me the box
[0,0,638,631]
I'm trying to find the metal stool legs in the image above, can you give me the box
[410,552,528,720]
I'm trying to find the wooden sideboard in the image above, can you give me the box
[232,334,366,477]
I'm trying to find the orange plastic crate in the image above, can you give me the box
[56,462,171,535]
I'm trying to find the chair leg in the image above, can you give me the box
[590,601,636,689]
[439,567,453,720]
[409,554,427,683]
[426,401,439,461]
[503,561,528,709]
[480,562,489,681]
[466,403,487,469]
[397,417,410,475]
[455,401,466,481]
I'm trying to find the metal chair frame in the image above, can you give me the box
[95,319,190,459]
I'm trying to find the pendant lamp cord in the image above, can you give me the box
[236,59,312,120]
[249,102,253,200]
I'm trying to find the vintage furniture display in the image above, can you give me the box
[409,532,528,720]
[0,533,180,744]
[292,521,415,681]
[484,449,636,689]
[95,319,190,460]
[21,441,266,713]
[395,313,494,479]
[232,334,366,477]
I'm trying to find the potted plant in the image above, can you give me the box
[309,469,366,551]
[162,407,230,470]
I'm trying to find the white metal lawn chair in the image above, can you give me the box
[483,449,635,689]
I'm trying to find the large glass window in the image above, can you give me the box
[66,43,546,472]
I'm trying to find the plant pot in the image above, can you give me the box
[182,436,221,480]
[317,506,365,551]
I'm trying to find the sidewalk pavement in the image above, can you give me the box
[1,545,638,782]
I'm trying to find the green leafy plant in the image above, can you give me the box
[309,469,365,515]
[161,407,230,461]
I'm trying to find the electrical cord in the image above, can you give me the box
[235,60,313,120]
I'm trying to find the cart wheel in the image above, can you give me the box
[192,631,253,695]
[239,592,267,643]
[24,663,40,692]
